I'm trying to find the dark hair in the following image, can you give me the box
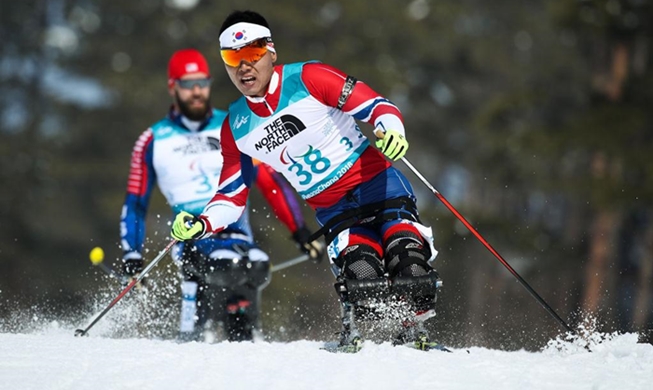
[219,10,270,34]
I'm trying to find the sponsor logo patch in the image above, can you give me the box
[255,115,306,153]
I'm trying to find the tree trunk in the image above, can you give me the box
[632,221,653,329]
[581,209,619,316]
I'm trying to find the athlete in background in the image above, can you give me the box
[120,48,322,342]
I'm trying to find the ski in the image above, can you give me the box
[408,334,453,352]
[320,339,453,353]
[403,341,452,352]
[321,337,364,354]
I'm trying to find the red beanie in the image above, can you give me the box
[167,49,210,86]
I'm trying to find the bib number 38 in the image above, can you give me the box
[288,147,331,185]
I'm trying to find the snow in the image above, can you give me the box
[1,327,651,390]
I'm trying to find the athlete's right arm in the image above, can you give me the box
[120,129,156,272]
[197,117,251,235]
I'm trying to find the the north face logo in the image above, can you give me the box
[173,135,221,155]
[255,114,306,152]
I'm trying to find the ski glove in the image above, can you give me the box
[171,211,206,241]
[375,129,408,161]
[122,252,144,276]
[292,226,325,262]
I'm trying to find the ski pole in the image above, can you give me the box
[375,130,574,334]
[74,240,177,337]
[271,253,311,273]
[88,246,129,284]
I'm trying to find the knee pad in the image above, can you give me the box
[383,224,432,278]
[335,233,384,280]
[205,247,270,289]
[204,260,249,287]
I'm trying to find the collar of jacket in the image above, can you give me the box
[167,106,214,131]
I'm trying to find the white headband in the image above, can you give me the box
[219,22,272,49]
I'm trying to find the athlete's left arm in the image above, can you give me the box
[301,63,406,136]
[253,161,307,234]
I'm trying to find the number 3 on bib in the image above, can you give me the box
[288,147,331,185]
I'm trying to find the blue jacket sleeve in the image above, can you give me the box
[120,130,156,257]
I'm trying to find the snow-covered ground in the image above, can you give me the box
[2,286,651,390]
[1,326,651,390]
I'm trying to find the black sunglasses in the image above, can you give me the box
[176,78,212,89]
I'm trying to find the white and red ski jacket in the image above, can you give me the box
[199,62,405,234]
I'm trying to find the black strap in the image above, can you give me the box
[308,196,420,244]
[337,75,357,109]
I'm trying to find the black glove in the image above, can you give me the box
[122,252,144,276]
[292,226,325,262]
